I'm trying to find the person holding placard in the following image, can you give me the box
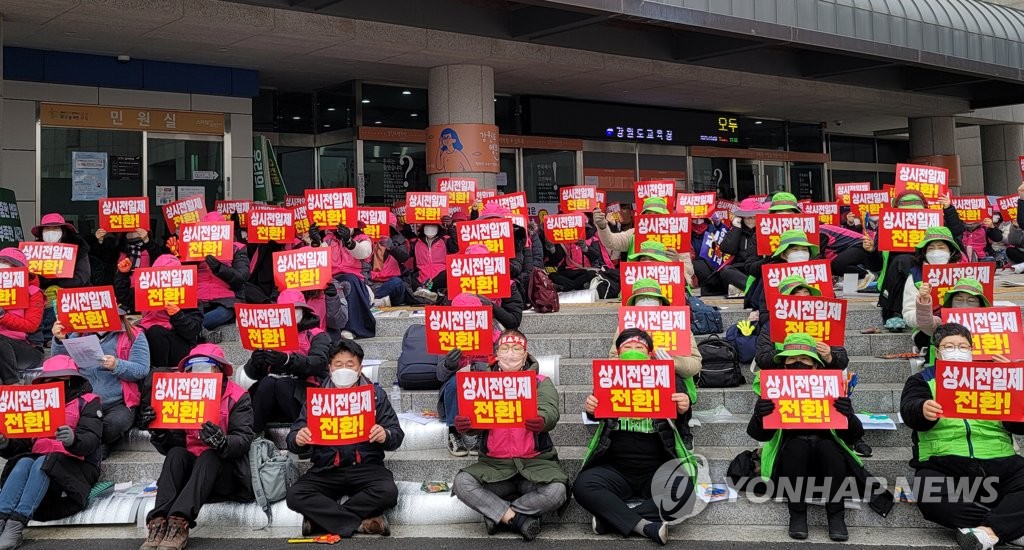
[718,198,767,297]
[244,290,330,435]
[409,211,460,304]
[369,213,413,308]
[0,356,103,549]
[464,244,524,329]
[754,274,849,373]
[192,212,250,335]
[1003,182,1024,271]
[743,229,820,327]
[746,333,869,542]
[286,339,404,539]
[593,197,694,281]
[142,344,254,550]
[900,226,964,349]
[899,323,1024,550]
[90,227,166,287]
[451,329,567,541]
[0,248,44,381]
[575,328,697,545]
[28,214,92,349]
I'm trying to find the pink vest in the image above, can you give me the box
[139,309,173,331]
[334,245,365,280]
[306,293,328,331]
[372,254,402,282]
[118,249,152,270]
[185,381,247,456]
[962,226,988,259]
[414,238,448,283]
[484,373,546,459]
[0,285,41,341]
[297,327,325,356]
[32,394,99,459]
[197,242,244,302]
[115,330,143,408]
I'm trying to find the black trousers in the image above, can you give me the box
[573,463,692,535]
[1007,248,1024,264]
[101,404,135,445]
[720,265,749,291]
[831,246,882,276]
[250,376,304,434]
[146,326,194,369]
[773,436,852,509]
[915,455,1024,542]
[550,269,597,292]
[0,336,42,384]
[149,447,245,525]
[286,464,399,537]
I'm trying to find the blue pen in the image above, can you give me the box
[847,373,859,397]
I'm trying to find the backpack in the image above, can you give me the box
[249,436,298,528]
[397,324,444,390]
[697,335,745,388]
[688,295,724,335]
[528,268,560,313]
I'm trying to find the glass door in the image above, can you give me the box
[735,160,789,200]
[763,161,788,195]
[499,148,518,193]
[147,136,224,237]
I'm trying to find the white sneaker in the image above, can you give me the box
[956,527,999,550]
[340,330,355,340]
[1010,535,1024,547]
[1014,262,1024,274]
[726,285,744,299]
[858,271,876,290]
[413,287,438,302]
[372,296,391,308]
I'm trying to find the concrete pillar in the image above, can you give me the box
[427,64,496,190]
[909,116,957,158]
[981,124,1024,197]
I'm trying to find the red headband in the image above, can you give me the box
[619,336,650,352]
[498,333,527,349]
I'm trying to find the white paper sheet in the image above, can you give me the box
[62,335,105,369]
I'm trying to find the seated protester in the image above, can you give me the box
[463,243,523,330]
[409,221,459,304]
[0,248,44,380]
[901,226,964,350]
[51,312,149,447]
[900,322,1024,550]
[989,212,1011,267]
[576,328,698,545]
[747,333,877,542]
[89,227,167,287]
[593,197,694,280]
[910,278,989,339]
[323,226,376,339]
[474,204,537,297]
[959,216,1003,263]
[452,329,568,541]
[286,339,404,539]
[718,198,768,297]
[115,254,203,369]
[194,212,249,335]
[28,214,92,348]
[764,192,862,262]
[303,282,349,344]
[840,209,863,233]
[244,290,330,434]
[1004,183,1024,271]
[369,214,413,308]
[830,214,883,289]
[690,216,728,295]
[142,344,254,550]
[743,228,819,328]
[754,274,849,372]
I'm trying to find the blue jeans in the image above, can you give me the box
[373,277,406,306]
[28,308,57,348]
[202,304,235,330]
[0,456,49,521]
[440,376,459,427]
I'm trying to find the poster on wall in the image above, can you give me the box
[425,124,499,174]
[0,189,23,249]
[155,186,176,207]
[71,152,109,202]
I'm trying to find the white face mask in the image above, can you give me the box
[0,262,11,269]
[634,297,662,307]
[294,308,304,324]
[786,250,810,263]
[925,250,951,265]
[240,230,248,241]
[423,225,439,238]
[331,368,359,388]
[42,229,63,243]
[939,348,972,363]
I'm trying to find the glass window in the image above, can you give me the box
[830,170,880,189]
[361,84,427,130]
[40,128,144,236]
[691,157,733,198]
[829,136,876,163]
[317,83,356,133]
[495,96,518,135]
[277,147,316,193]
[739,119,786,150]
[523,149,577,204]
[362,141,427,205]
[638,153,687,189]
[320,142,355,190]
[499,151,518,193]
[876,139,910,164]
[788,123,824,153]
[791,164,825,201]
[147,138,224,237]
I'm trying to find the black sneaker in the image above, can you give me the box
[642,522,668,545]
[826,505,848,542]
[483,517,501,536]
[446,432,469,457]
[510,513,541,541]
[681,433,694,451]
[591,516,611,535]
[854,438,873,457]
[788,508,809,540]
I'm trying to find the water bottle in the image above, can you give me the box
[391,381,403,412]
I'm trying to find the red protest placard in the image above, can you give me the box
[951,196,989,224]
[248,207,295,244]
[896,163,948,201]
[476,190,498,200]
[447,253,511,299]
[235,303,301,352]
[406,192,449,224]
[134,265,198,311]
[761,260,835,304]
[149,372,222,430]
[998,194,1019,223]
[179,222,233,263]
[357,207,390,241]
[456,371,537,429]
[633,214,692,254]
[56,286,122,334]
[596,190,606,210]
[163,195,207,233]
[606,202,622,223]
[543,213,586,244]
[762,370,847,430]
[617,307,692,356]
[215,200,251,228]
[272,248,331,292]
[19,242,77,279]
[482,192,526,215]
[935,360,1024,421]
[834,182,871,206]
[1019,156,1024,182]
[850,190,890,220]
[592,360,675,419]
[425,306,494,355]
[755,214,818,255]
[307,386,376,445]
[456,218,515,259]
[559,185,597,213]
[509,214,528,230]
[922,262,995,306]
[0,382,65,439]
[292,204,310,236]
[634,180,676,211]
[438,177,477,209]
[713,199,738,223]
[674,192,716,218]
[284,195,305,208]
[767,295,846,346]
[0,267,30,309]
[803,202,839,226]
[305,188,356,229]
[877,207,942,252]
[942,308,1024,360]
[99,198,149,233]
[620,262,688,306]
[391,201,407,221]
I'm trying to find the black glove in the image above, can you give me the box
[834,396,855,418]
[204,255,221,273]
[335,225,352,243]
[199,421,227,450]
[265,350,290,373]
[576,239,589,252]
[137,405,157,428]
[249,350,269,370]
[754,398,775,418]
[0,433,8,450]
[324,282,338,298]
[308,224,322,247]
[476,295,492,308]
[444,348,463,371]
[147,428,168,444]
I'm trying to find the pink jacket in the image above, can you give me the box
[413,237,449,283]
[32,394,99,458]
[483,374,548,460]
[185,381,247,457]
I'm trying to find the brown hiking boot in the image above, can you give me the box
[157,516,189,550]
[140,517,167,549]
[357,516,391,536]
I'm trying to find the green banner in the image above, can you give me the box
[0,188,24,249]
[265,139,289,205]
[253,135,289,205]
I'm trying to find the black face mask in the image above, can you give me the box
[126,237,143,246]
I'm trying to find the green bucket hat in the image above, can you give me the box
[772,228,820,259]
[915,226,961,253]
[778,274,822,297]
[628,239,674,262]
[941,277,991,308]
[893,190,927,209]
[626,277,669,306]
[641,196,670,215]
[769,192,801,213]
[772,332,825,367]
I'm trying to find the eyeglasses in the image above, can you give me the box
[497,344,525,353]
[938,344,973,353]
